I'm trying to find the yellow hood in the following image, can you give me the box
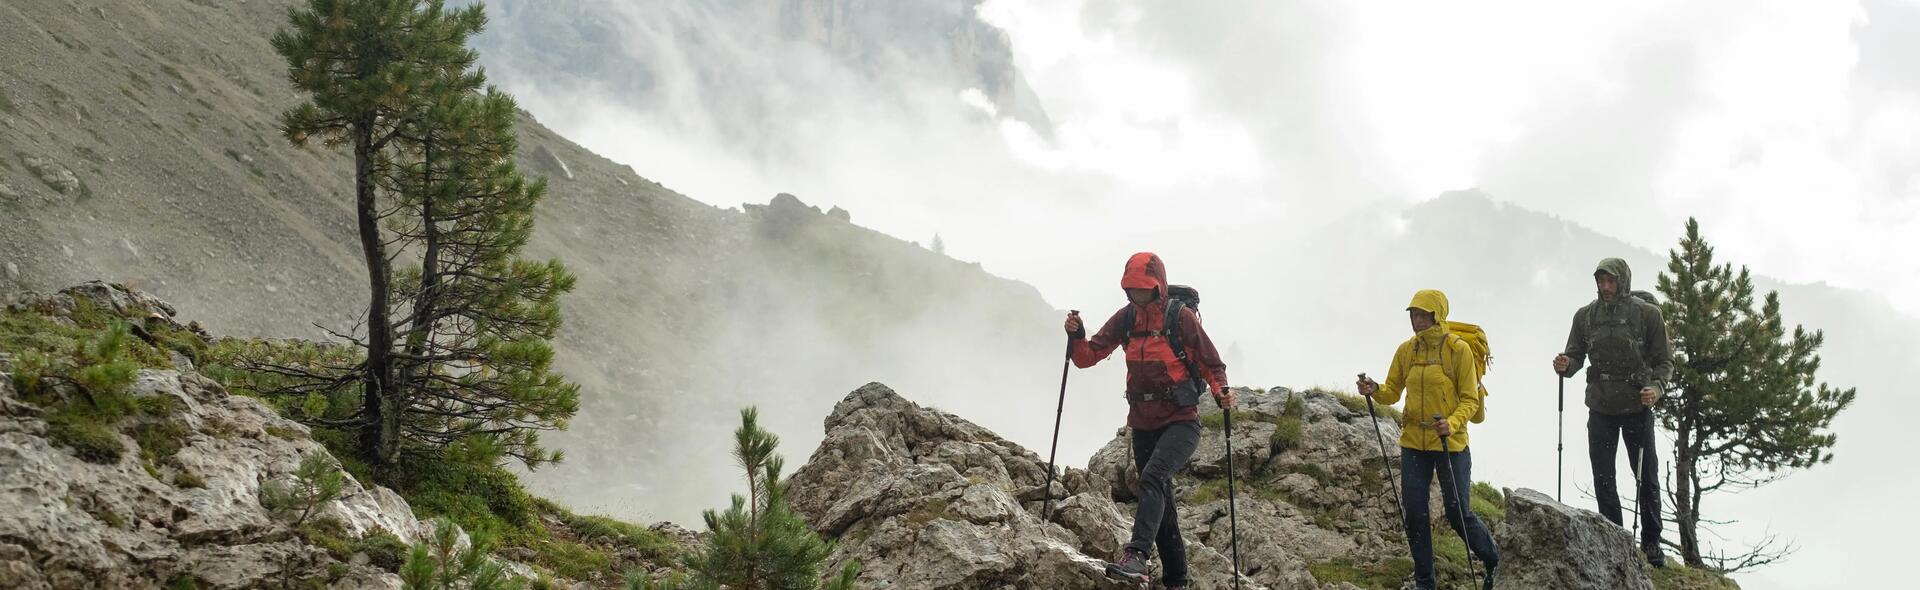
[1407,289,1451,324]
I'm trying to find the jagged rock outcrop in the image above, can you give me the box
[787,383,1142,588]
[789,383,1702,590]
[0,283,424,589]
[787,383,1271,589]
[1087,387,1406,589]
[1493,488,1655,590]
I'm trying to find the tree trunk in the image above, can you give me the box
[1675,418,1704,567]
[354,118,401,465]
[398,135,443,445]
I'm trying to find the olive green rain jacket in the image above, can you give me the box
[1559,258,1675,416]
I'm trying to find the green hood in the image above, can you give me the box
[1595,258,1633,300]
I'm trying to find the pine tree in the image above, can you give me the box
[1654,218,1856,571]
[273,0,488,464]
[386,83,579,469]
[683,408,859,590]
[270,0,576,470]
[930,233,945,256]
[402,518,520,590]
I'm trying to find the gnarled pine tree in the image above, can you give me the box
[1655,218,1855,571]
[270,0,576,470]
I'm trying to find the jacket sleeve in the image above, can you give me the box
[1371,342,1409,407]
[1559,307,1589,378]
[1447,338,1482,433]
[1643,304,1674,395]
[1176,307,1229,393]
[1069,308,1126,369]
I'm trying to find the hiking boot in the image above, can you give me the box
[1481,562,1497,590]
[1644,545,1667,569]
[1104,548,1152,584]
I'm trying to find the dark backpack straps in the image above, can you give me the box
[1164,299,1209,389]
[1118,299,1207,385]
[1163,299,1187,362]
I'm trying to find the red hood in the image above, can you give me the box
[1121,252,1167,301]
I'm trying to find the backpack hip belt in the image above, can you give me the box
[1126,390,1174,403]
[1126,378,1204,405]
[1589,370,1645,385]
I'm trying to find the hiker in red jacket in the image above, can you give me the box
[1064,252,1232,589]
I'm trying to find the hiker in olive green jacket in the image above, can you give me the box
[1552,258,1673,567]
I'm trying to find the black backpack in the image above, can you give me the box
[1120,285,1208,405]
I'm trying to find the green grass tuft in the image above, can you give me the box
[354,528,411,573]
[1652,563,1742,590]
[386,452,540,543]
[1430,532,1475,585]
[1270,415,1304,452]
[904,498,953,527]
[1199,412,1224,429]
[558,511,681,561]
[528,539,613,580]
[48,413,124,463]
[1470,481,1505,528]
[132,419,190,473]
[1334,390,1403,422]
[3,304,209,465]
[1308,557,1412,589]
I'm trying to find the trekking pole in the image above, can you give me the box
[1631,442,1642,540]
[1222,400,1243,590]
[1434,414,1483,588]
[1043,310,1078,521]
[1557,376,1565,503]
[1359,374,1404,524]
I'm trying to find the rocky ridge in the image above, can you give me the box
[0,283,423,588]
[0,283,699,589]
[787,382,1689,590]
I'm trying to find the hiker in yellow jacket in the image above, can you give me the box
[1358,289,1500,590]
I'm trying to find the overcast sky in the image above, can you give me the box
[972,0,1918,319]
[483,2,1919,587]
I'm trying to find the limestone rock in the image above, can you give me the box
[1493,488,1655,590]
[787,383,1140,589]
[0,286,426,588]
[22,157,80,195]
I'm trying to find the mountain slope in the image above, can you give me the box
[0,0,1066,523]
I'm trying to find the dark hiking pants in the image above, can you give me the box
[1402,446,1500,589]
[1128,420,1201,586]
[1590,409,1663,550]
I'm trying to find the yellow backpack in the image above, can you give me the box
[1444,322,1493,424]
